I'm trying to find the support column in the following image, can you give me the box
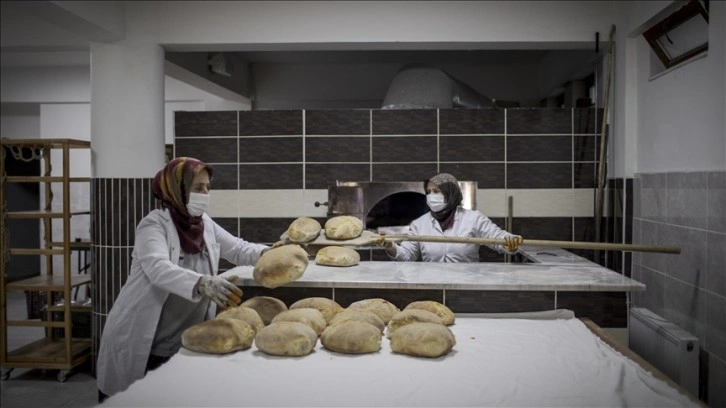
[90,2,165,371]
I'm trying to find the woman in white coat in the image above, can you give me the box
[97,157,270,401]
[380,173,523,262]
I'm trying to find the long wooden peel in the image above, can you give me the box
[298,230,681,254]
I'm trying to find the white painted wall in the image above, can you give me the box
[0,104,40,139]
[634,2,725,172]
[610,1,726,176]
[39,103,92,275]
[159,1,616,51]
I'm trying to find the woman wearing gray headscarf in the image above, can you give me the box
[379,173,522,262]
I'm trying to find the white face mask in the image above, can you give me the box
[426,193,447,212]
[186,192,210,217]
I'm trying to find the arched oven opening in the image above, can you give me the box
[366,191,428,234]
[326,181,478,233]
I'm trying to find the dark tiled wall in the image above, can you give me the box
[174,108,608,264]
[632,171,726,407]
[91,177,157,373]
[175,108,601,191]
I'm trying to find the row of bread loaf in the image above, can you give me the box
[181,297,456,359]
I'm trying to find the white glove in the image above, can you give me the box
[196,275,243,308]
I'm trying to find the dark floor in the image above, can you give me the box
[1,291,97,408]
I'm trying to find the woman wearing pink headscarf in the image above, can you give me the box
[97,157,271,400]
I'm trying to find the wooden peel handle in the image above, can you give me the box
[383,234,681,254]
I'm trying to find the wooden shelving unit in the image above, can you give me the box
[0,138,91,382]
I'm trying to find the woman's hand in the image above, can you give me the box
[375,234,397,255]
[197,275,243,308]
[503,235,523,254]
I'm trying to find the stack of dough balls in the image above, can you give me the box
[319,298,397,355]
[181,318,255,354]
[324,215,363,240]
[240,296,287,325]
[216,306,265,333]
[347,298,400,325]
[285,217,321,243]
[253,244,309,289]
[290,297,343,324]
[315,246,360,267]
[388,300,456,358]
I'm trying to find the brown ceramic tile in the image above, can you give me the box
[507,163,572,188]
[507,108,572,134]
[306,136,370,162]
[239,164,301,189]
[202,164,237,189]
[333,288,443,310]
[239,217,298,243]
[305,109,370,135]
[439,163,505,188]
[574,162,596,188]
[372,109,437,135]
[372,136,437,162]
[574,108,604,134]
[574,135,599,162]
[239,137,302,162]
[119,179,129,247]
[511,217,573,241]
[440,109,505,134]
[440,135,504,162]
[175,137,238,163]
[372,163,438,182]
[306,163,370,189]
[239,110,302,136]
[175,111,237,137]
[507,135,572,162]
[214,217,239,237]
[445,290,555,313]
[557,291,627,327]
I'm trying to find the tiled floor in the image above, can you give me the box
[1,291,98,408]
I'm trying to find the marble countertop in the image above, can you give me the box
[518,246,601,266]
[222,260,644,292]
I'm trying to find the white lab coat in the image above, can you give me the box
[96,209,267,397]
[391,207,515,262]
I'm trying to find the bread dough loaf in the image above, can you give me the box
[181,318,255,354]
[347,298,400,324]
[271,308,327,336]
[240,296,287,325]
[286,217,321,243]
[253,245,309,289]
[216,306,265,333]
[320,321,381,354]
[329,308,385,332]
[387,309,444,337]
[315,246,360,267]
[289,297,343,324]
[389,322,456,358]
[403,300,456,325]
[324,216,363,240]
[254,321,318,357]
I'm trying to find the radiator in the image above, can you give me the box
[629,307,699,396]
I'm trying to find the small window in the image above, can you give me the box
[643,0,709,70]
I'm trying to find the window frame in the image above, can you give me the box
[642,0,709,69]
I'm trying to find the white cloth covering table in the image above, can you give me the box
[101,314,696,407]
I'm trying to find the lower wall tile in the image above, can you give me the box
[445,290,555,313]
[557,291,627,327]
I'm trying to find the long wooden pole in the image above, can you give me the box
[383,234,681,254]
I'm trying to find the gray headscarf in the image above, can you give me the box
[427,173,463,229]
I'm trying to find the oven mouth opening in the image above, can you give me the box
[366,191,428,233]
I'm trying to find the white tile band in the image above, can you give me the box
[209,189,594,218]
